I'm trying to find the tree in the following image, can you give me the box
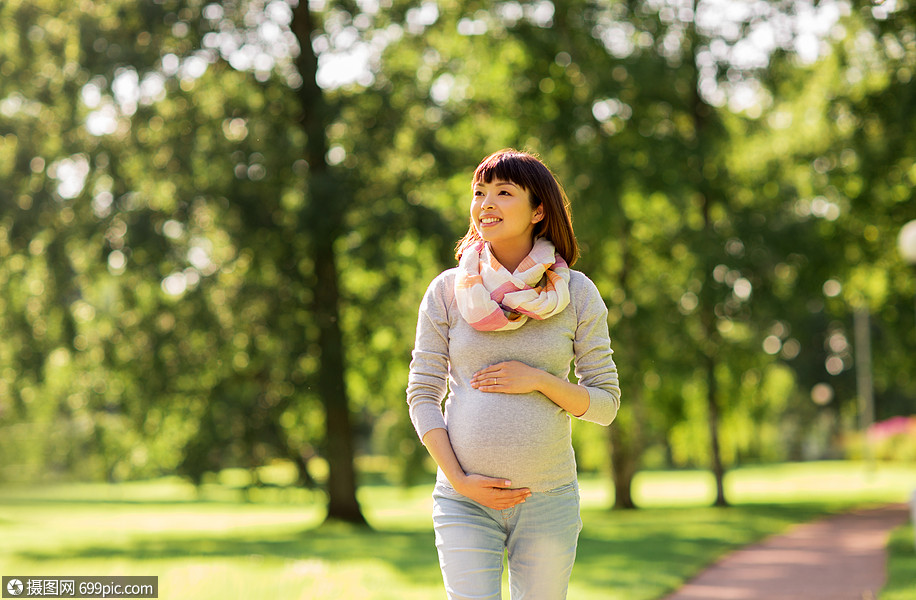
[289,0,366,524]
[744,0,916,440]
[4,0,913,518]
[0,0,369,521]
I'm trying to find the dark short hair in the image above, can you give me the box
[455,149,579,266]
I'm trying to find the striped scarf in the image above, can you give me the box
[455,238,571,332]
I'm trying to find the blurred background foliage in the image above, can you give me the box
[1,0,914,519]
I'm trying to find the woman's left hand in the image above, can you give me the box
[470,361,545,394]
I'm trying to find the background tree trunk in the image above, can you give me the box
[610,419,639,510]
[291,1,366,525]
[689,4,729,507]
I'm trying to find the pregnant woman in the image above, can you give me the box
[407,149,621,599]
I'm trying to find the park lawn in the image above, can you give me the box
[881,523,916,600]
[1,461,914,600]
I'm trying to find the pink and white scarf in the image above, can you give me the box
[455,238,571,332]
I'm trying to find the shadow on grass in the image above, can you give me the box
[16,523,442,585]
[0,498,272,507]
[572,503,831,597]
[0,490,325,507]
[14,501,836,597]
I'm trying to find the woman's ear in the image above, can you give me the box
[532,205,545,224]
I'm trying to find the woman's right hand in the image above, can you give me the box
[421,428,531,510]
[453,473,532,510]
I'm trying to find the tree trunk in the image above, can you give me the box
[608,219,640,510]
[291,1,366,525]
[705,353,728,507]
[610,421,638,509]
[687,1,729,508]
[697,198,728,507]
[314,237,366,523]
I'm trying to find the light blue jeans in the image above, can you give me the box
[432,479,582,600]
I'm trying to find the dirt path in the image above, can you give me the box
[662,504,909,600]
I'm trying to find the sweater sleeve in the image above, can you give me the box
[572,276,620,426]
[406,274,451,443]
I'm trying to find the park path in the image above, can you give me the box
[662,503,909,600]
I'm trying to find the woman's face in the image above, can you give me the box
[471,179,544,248]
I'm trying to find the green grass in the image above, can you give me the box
[1,461,913,600]
[881,522,916,600]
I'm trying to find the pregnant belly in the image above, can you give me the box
[444,391,573,485]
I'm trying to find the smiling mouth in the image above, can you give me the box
[480,217,502,225]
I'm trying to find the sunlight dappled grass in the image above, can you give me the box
[629,460,916,508]
[1,461,914,600]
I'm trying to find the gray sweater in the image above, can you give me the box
[407,268,620,492]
